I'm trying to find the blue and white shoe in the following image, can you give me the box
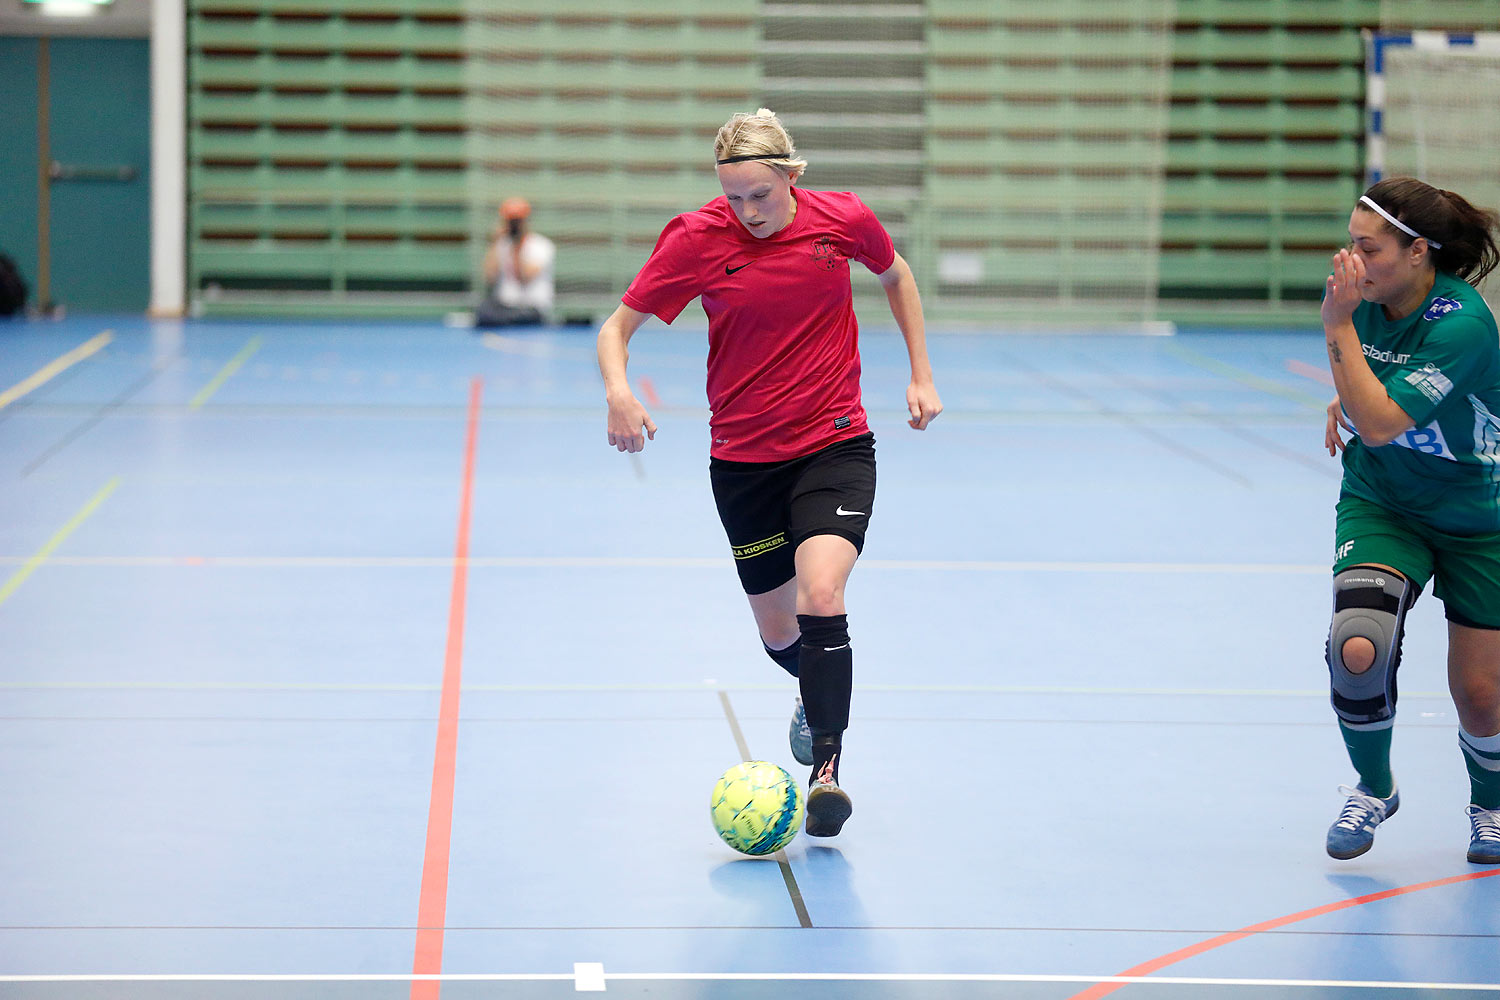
[1327,783,1399,860]
[1466,805,1500,864]
[789,697,813,766]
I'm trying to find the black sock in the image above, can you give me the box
[797,613,851,777]
[811,737,842,785]
[762,637,800,678]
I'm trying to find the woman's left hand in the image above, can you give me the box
[1325,396,1354,456]
[906,380,943,430]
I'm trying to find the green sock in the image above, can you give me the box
[1459,728,1500,810]
[1339,721,1395,798]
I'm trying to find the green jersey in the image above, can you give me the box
[1341,271,1500,535]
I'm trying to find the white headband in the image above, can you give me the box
[1360,195,1443,249]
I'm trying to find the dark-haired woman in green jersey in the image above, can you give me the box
[1320,175,1500,864]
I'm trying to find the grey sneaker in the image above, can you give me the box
[789,697,813,766]
[1327,783,1399,860]
[1466,804,1500,864]
[805,753,852,838]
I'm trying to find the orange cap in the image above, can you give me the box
[500,197,531,220]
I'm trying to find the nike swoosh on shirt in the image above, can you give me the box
[835,505,865,516]
[725,263,751,274]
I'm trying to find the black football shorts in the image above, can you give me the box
[708,433,876,595]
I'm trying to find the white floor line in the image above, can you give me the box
[0,679,1459,698]
[0,972,1497,991]
[573,962,607,991]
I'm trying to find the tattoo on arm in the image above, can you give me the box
[1328,342,1343,363]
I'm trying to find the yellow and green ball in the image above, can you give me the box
[710,760,805,855]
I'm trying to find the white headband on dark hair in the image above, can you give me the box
[1360,195,1443,249]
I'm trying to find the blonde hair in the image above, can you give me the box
[713,108,808,181]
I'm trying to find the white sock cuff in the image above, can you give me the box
[1460,726,1500,752]
[1460,727,1500,774]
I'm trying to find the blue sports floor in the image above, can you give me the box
[2,315,1499,999]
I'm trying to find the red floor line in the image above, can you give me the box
[638,375,663,408]
[1286,358,1336,387]
[411,376,482,1000]
[1066,868,1500,1000]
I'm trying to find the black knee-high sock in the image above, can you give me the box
[797,613,852,782]
[762,637,800,678]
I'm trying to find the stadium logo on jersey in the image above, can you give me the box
[1424,296,1463,321]
[1405,362,1454,405]
[810,236,846,271]
[1363,344,1411,364]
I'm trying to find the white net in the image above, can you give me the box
[1380,41,1500,304]
[460,0,924,323]
[923,0,1176,327]
[759,0,927,321]
[460,0,1174,329]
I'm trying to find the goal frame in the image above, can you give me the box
[1365,30,1500,184]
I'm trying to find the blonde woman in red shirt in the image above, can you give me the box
[597,109,941,838]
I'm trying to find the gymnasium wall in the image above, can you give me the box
[1,0,154,313]
[13,0,1500,321]
[0,34,152,314]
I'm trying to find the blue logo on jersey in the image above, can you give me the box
[1424,296,1463,321]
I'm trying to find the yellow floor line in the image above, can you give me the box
[0,477,121,609]
[0,330,113,411]
[190,336,263,410]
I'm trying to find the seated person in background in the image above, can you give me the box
[476,197,555,327]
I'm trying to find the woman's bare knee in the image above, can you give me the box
[1341,636,1376,674]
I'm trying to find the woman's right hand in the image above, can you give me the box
[1321,248,1365,330]
[596,304,656,453]
[1325,396,1354,456]
[606,391,657,453]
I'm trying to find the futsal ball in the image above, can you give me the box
[710,760,805,856]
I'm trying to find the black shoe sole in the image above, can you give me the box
[1467,850,1500,864]
[1327,841,1374,860]
[806,785,852,838]
[1327,795,1397,860]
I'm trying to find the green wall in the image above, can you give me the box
[0,37,40,301]
[0,36,150,313]
[50,37,152,312]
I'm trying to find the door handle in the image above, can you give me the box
[48,161,138,182]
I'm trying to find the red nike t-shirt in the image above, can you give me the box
[622,187,895,462]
